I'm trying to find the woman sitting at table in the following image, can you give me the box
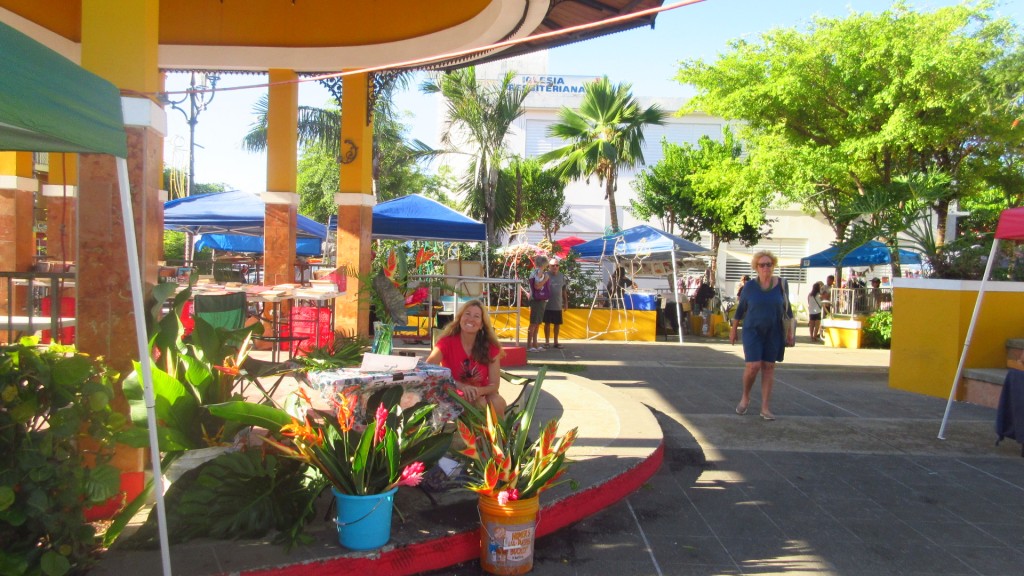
[426,299,506,415]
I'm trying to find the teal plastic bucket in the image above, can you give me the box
[333,487,397,550]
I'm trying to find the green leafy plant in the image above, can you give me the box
[450,367,577,502]
[123,450,313,550]
[0,340,123,576]
[291,334,369,371]
[863,311,893,349]
[210,385,453,496]
[120,281,261,452]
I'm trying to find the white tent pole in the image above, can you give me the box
[937,238,1001,440]
[670,247,683,344]
[116,158,172,576]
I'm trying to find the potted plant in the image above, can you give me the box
[449,367,577,575]
[209,384,453,550]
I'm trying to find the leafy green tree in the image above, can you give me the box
[675,1,1024,264]
[631,129,771,283]
[498,157,570,243]
[541,76,667,232]
[421,67,531,244]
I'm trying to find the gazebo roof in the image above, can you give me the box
[0,0,669,72]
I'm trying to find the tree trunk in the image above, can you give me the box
[606,176,619,232]
[933,198,950,248]
[710,235,722,287]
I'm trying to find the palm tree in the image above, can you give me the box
[421,67,531,244]
[540,76,667,232]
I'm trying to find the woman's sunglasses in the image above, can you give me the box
[757,262,774,268]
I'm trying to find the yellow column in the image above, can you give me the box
[335,72,375,337]
[79,0,161,496]
[262,69,298,287]
[0,152,38,333]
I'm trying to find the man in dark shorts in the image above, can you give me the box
[543,258,569,348]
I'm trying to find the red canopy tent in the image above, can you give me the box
[554,236,586,258]
[939,207,1024,438]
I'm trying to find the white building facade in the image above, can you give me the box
[460,55,843,298]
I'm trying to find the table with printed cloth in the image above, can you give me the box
[307,362,462,428]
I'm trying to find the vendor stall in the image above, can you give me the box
[573,225,711,343]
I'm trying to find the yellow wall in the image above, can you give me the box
[487,308,657,342]
[889,281,1024,399]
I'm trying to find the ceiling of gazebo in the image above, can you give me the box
[0,0,667,72]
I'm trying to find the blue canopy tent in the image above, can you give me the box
[163,190,327,255]
[195,234,323,256]
[800,240,922,268]
[0,20,172,574]
[574,225,710,344]
[327,194,486,242]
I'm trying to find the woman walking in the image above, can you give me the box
[729,251,795,421]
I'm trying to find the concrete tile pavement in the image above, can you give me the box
[486,337,1024,576]
[96,336,1024,575]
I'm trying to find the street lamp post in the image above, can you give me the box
[164,71,219,197]
[163,72,219,263]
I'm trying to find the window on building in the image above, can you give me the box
[724,239,808,283]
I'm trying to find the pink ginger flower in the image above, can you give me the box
[373,403,388,445]
[497,488,521,506]
[397,462,426,487]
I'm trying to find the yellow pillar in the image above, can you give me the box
[263,69,298,287]
[78,0,163,379]
[79,0,162,494]
[0,152,38,331]
[335,72,375,337]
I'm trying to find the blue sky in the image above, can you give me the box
[164,0,1023,196]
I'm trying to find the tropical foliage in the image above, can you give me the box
[210,385,453,495]
[541,76,667,232]
[631,128,771,281]
[0,340,123,576]
[422,67,532,244]
[450,368,576,501]
[675,1,1024,274]
[499,157,570,243]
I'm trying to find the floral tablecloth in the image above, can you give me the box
[307,362,461,428]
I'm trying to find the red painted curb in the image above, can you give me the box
[242,441,664,576]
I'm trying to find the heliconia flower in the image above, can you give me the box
[482,460,500,491]
[415,248,434,268]
[280,417,321,447]
[333,390,357,432]
[213,363,240,376]
[555,427,579,457]
[373,403,388,445]
[508,488,519,501]
[295,387,314,406]
[397,462,426,487]
[384,250,399,284]
[539,420,558,457]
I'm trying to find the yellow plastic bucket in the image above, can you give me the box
[478,495,540,575]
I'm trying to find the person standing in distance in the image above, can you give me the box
[729,251,795,421]
[543,258,569,349]
[526,255,550,352]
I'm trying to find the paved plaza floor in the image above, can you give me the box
[96,335,1024,575]
[428,336,1024,575]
